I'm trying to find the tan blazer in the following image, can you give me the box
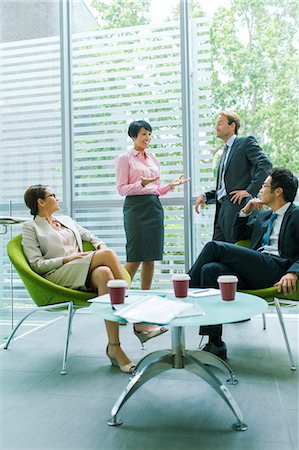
[22,215,103,275]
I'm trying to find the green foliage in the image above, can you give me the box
[90,0,298,171]
[168,0,205,20]
[210,0,299,171]
[91,0,151,28]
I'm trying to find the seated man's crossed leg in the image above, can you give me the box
[188,240,288,359]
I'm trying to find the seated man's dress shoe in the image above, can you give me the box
[201,341,227,360]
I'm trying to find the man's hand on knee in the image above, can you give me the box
[275,272,298,295]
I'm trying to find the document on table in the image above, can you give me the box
[112,296,204,324]
[188,288,220,298]
[88,293,163,304]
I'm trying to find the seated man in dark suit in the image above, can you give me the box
[189,167,299,359]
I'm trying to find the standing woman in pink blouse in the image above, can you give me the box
[116,120,190,344]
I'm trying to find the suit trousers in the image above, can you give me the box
[188,241,289,338]
[213,197,249,243]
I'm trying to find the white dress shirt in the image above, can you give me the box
[217,134,237,200]
[240,202,291,256]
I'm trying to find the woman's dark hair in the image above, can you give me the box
[24,184,48,217]
[269,167,298,203]
[128,120,152,139]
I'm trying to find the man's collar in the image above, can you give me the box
[272,202,291,215]
[226,134,237,147]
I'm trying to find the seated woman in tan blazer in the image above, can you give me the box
[22,184,135,373]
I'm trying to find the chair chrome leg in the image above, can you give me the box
[60,301,74,375]
[274,297,296,371]
[198,334,204,349]
[4,309,40,349]
[262,312,266,330]
[69,307,77,335]
[3,301,71,349]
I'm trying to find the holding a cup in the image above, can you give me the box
[107,279,127,305]
[217,275,238,301]
[172,274,190,298]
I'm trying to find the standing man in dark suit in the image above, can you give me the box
[195,111,272,242]
[189,168,299,359]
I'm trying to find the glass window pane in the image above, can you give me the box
[71,1,214,286]
[0,0,62,342]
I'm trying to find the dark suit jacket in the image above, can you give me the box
[205,136,272,203]
[233,203,299,275]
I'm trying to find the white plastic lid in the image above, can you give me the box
[172,274,191,281]
[107,279,127,288]
[217,275,238,283]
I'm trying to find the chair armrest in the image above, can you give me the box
[235,239,250,248]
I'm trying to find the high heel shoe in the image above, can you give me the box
[106,343,136,374]
[134,326,168,349]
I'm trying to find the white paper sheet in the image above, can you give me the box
[188,288,220,298]
[177,305,205,317]
[88,293,164,304]
[113,296,200,324]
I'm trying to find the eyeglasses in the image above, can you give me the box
[262,184,272,189]
[44,193,56,199]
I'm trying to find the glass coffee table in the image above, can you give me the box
[89,289,267,431]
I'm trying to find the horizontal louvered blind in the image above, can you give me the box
[74,205,186,289]
[0,37,64,312]
[72,23,184,200]
[72,19,214,286]
[0,36,63,204]
[0,17,214,304]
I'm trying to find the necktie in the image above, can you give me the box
[216,144,229,190]
[261,213,278,247]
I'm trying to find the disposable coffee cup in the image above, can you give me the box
[172,274,190,298]
[107,279,127,305]
[217,275,238,301]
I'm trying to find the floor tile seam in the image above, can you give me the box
[13,390,129,403]
[0,368,54,375]
[36,391,144,403]
[118,425,293,444]
[273,374,298,447]
[49,391,119,400]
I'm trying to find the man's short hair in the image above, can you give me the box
[269,167,298,202]
[219,110,241,135]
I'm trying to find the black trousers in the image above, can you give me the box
[188,241,289,339]
[213,197,249,243]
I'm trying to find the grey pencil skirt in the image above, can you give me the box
[124,195,164,262]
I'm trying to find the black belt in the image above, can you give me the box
[218,194,231,204]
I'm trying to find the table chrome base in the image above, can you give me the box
[107,327,247,431]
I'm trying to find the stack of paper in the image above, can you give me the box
[112,296,202,324]
[88,293,148,304]
[188,288,220,298]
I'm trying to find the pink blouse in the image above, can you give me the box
[115,148,173,197]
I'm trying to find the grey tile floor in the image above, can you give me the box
[0,311,298,450]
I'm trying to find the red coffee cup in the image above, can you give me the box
[172,274,190,298]
[217,275,238,301]
[107,279,127,305]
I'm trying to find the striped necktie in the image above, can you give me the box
[216,144,229,190]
